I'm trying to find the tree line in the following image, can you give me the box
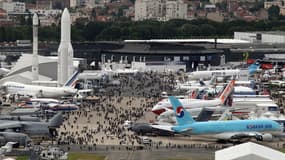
[2,19,285,42]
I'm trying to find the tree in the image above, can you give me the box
[268,5,280,20]
[179,24,201,37]
[130,0,136,4]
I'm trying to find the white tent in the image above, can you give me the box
[215,142,285,160]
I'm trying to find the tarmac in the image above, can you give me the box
[3,72,285,159]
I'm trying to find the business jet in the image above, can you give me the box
[2,71,79,98]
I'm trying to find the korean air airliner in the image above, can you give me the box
[152,96,282,142]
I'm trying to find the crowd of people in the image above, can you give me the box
[56,72,177,148]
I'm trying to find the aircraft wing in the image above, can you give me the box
[0,121,22,130]
[151,124,174,132]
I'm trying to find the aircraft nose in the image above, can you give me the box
[151,106,166,115]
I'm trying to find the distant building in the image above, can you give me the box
[85,0,96,8]
[235,31,285,44]
[36,0,52,9]
[29,9,61,17]
[207,12,224,22]
[134,0,160,21]
[204,4,216,12]
[209,0,225,4]
[70,0,77,8]
[0,8,7,18]
[70,0,95,8]
[135,0,187,21]
[280,6,285,15]
[165,0,188,20]
[1,2,26,13]
[264,0,283,9]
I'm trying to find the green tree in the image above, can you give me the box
[96,26,122,40]
[200,24,216,36]
[179,24,201,37]
[268,5,280,20]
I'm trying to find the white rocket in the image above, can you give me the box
[57,8,74,85]
[32,13,39,81]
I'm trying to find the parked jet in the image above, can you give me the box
[19,98,79,111]
[188,69,240,80]
[152,97,282,142]
[2,71,80,98]
[0,132,31,147]
[0,112,64,139]
[175,76,216,91]
[248,62,261,75]
[0,115,40,122]
[152,80,235,115]
[0,142,17,159]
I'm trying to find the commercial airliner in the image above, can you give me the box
[152,96,282,142]
[188,69,240,80]
[19,98,79,111]
[2,71,80,98]
[152,80,235,115]
[175,75,216,91]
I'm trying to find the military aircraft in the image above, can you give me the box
[0,132,31,147]
[0,112,64,140]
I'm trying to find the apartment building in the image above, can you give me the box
[1,1,26,13]
[135,0,187,21]
[165,0,187,20]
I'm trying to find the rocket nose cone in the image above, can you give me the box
[33,13,39,25]
[61,8,71,23]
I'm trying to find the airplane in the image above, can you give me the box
[19,98,79,111]
[152,96,282,143]
[157,106,227,124]
[175,75,216,91]
[152,79,235,115]
[0,133,31,147]
[248,62,261,75]
[0,112,64,140]
[0,142,17,160]
[2,70,80,98]
[43,103,79,111]
[188,69,240,80]
[0,68,10,77]
[0,115,40,122]
[18,98,60,108]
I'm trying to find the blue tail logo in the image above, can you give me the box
[64,70,80,87]
[169,96,195,125]
[176,106,184,118]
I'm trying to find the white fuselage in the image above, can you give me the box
[188,69,240,80]
[3,82,76,98]
[152,98,221,115]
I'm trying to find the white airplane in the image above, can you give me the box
[175,75,216,91]
[0,68,10,77]
[188,69,240,80]
[151,97,282,143]
[0,142,17,160]
[152,80,235,115]
[2,71,79,98]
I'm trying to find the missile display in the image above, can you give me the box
[32,13,39,81]
[58,8,74,86]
